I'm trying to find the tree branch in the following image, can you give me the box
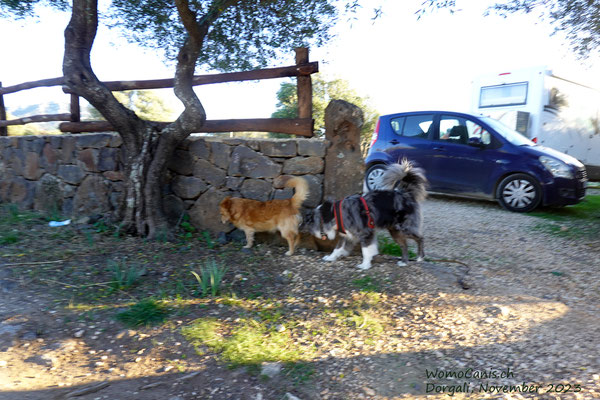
[63,0,145,149]
[169,0,241,138]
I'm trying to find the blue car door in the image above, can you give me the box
[427,115,500,196]
[386,113,436,173]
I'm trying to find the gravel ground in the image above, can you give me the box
[1,193,599,400]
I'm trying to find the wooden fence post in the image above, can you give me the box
[70,94,81,134]
[0,82,7,136]
[295,48,312,121]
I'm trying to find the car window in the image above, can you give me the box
[438,115,492,146]
[403,115,434,138]
[390,117,405,136]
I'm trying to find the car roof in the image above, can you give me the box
[380,110,483,119]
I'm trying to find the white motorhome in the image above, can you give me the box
[471,66,600,180]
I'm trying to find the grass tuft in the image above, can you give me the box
[109,260,146,292]
[377,234,417,259]
[352,276,381,293]
[191,259,227,297]
[116,298,170,327]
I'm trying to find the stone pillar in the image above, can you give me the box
[323,99,365,200]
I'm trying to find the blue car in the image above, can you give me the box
[364,111,587,212]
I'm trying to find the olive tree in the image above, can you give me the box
[0,0,358,238]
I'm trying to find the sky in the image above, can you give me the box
[1,0,599,122]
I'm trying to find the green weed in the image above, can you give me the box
[377,234,417,259]
[201,231,216,249]
[0,232,19,245]
[109,260,146,292]
[284,362,316,386]
[191,259,227,297]
[116,298,170,327]
[351,276,381,293]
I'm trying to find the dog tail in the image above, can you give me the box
[286,177,309,209]
[380,159,428,202]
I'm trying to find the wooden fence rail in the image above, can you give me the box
[0,48,316,137]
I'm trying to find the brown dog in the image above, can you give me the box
[219,177,308,255]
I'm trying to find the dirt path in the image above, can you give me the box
[0,196,599,399]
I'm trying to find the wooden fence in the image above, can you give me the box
[0,48,317,137]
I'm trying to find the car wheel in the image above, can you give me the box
[496,174,542,212]
[365,164,387,191]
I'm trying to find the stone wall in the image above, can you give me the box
[0,133,125,218]
[0,101,364,234]
[0,134,331,232]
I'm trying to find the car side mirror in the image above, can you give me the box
[468,137,484,148]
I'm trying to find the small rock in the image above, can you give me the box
[276,324,286,333]
[261,362,282,378]
[73,329,85,338]
[21,331,37,341]
[139,382,166,390]
[363,386,376,396]
[284,393,301,400]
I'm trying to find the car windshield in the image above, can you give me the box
[480,116,535,146]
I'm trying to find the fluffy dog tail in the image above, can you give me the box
[286,177,309,209]
[380,159,428,202]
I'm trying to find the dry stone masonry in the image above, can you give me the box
[0,134,330,232]
[0,100,364,233]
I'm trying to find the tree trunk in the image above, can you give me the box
[63,0,233,238]
[119,123,175,239]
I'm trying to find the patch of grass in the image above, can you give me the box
[531,195,600,221]
[0,205,40,226]
[0,232,20,245]
[284,362,316,386]
[182,317,311,367]
[116,298,170,327]
[377,234,417,259]
[337,308,386,335]
[530,195,600,237]
[191,259,227,297]
[351,276,381,293]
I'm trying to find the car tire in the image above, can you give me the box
[365,164,387,191]
[496,174,542,212]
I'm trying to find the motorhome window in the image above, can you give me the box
[479,82,528,108]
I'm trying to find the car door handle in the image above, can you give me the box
[433,146,446,151]
[389,139,399,145]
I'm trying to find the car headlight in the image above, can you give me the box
[540,156,573,178]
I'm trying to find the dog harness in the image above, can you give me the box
[332,196,375,236]
[333,199,346,234]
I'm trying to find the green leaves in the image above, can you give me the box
[106,0,342,71]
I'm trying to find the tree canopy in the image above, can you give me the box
[1,0,350,71]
